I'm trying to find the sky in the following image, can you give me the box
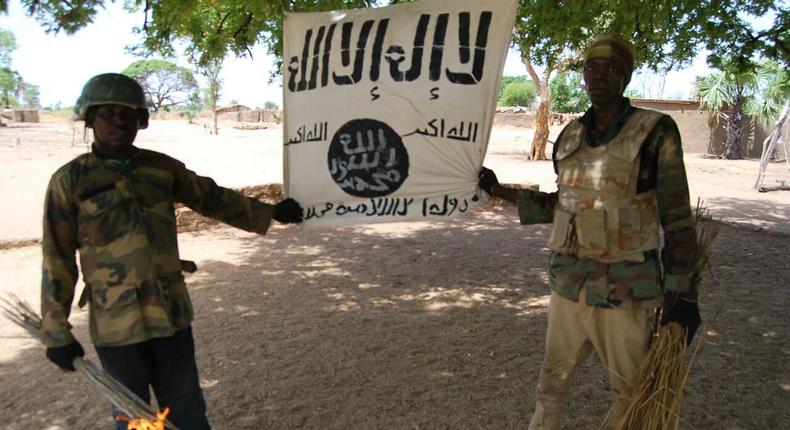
[0,0,717,109]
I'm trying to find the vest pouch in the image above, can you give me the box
[617,206,643,252]
[548,208,575,253]
[575,208,607,258]
[89,284,143,345]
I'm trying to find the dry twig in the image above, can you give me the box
[603,199,719,430]
[0,293,180,430]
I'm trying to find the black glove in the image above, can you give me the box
[478,166,499,195]
[46,341,85,371]
[661,298,702,345]
[273,198,304,224]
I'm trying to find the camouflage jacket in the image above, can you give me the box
[41,146,274,347]
[517,100,699,309]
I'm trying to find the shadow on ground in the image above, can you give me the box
[0,205,787,429]
[704,195,790,235]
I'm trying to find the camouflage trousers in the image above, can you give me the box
[528,291,651,430]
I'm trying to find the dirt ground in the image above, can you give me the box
[0,118,788,429]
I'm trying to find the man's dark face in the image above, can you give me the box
[583,57,627,106]
[90,104,140,157]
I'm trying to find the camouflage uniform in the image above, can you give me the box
[517,100,699,307]
[520,100,699,430]
[40,145,274,348]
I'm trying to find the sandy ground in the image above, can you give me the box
[0,118,788,429]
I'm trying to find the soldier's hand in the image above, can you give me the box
[478,166,499,195]
[274,198,304,224]
[46,341,85,372]
[661,295,701,345]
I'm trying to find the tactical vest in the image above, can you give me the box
[547,109,666,263]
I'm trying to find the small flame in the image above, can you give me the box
[116,407,171,430]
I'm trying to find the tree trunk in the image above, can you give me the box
[722,94,747,160]
[531,84,551,160]
[211,87,219,135]
[758,180,790,192]
[754,103,789,188]
[520,48,553,161]
[212,105,219,136]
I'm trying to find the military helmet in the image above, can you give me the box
[74,73,150,129]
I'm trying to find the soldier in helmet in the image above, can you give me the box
[478,34,702,429]
[40,73,303,429]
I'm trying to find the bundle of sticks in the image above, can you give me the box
[1,293,179,430]
[604,199,719,429]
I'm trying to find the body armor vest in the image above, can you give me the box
[548,108,666,263]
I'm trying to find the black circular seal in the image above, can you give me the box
[327,118,409,198]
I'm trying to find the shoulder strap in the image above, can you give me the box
[554,119,585,160]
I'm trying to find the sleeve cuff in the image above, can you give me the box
[41,328,77,348]
[517,189,555,225]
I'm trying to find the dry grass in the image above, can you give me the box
[604,199,720,430]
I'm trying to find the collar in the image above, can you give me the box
[90,143,139,161]
[579,97,635,147]
[91,144,137,175]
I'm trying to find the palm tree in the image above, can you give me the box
[696,60,789,159]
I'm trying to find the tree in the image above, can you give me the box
[0,66,22,107]
[263,101,279,110]
[549,71,588,113]
[696,59,790,159]
[0,29,40,110]
[0,29,18,113]
[122,59,198,112]
[196,58,223,135]
[0,28,16,66]
[183,91,203,121]
[22,83,40,107]
[14,1,375,66]
[512,0,787,160]
[500,81,537,108]
[624,87,645,99]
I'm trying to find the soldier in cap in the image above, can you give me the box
[40,73,303,429]
[478,34,702,429]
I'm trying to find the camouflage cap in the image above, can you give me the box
[74,73,149,128]
[584,34,635,85]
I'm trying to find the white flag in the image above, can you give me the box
[283,0,517,227]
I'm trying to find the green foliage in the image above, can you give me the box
[696,59,787,125]
[0,28,16,66]
[549,71,588,113]
[19,0,103,34]
[696,59,788,158]
[499,80,536,108]
[22,83,40,107]
[98,0,372,68]
[498,75,529,100]
[509,0,786,159]
[263,100,279,110]
[0,66,22,106]
[744,62,790,129]
[122,59,198,112]
[515,0,787,75]
[196,58,223,111]
[183,91,203,120]
[623,88,643,99]
[0,29,27,108]
[10,0,788,72]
